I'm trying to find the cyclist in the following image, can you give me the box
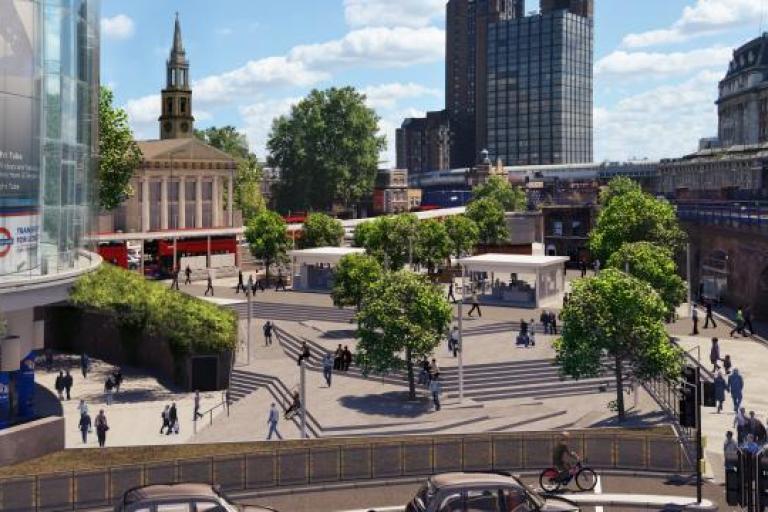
[284,391,301,420]
[552,432,580,481]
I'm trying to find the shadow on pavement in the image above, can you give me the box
[338,391,432,418]
[588,409,668,428]
[34,383,63,417]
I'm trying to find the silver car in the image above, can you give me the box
[404,472,580,512]
[115,483,277,512]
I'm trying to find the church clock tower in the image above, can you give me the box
[159,13,194,139]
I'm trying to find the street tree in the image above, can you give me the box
[98,87,142,211]
[353,220,377,249]
[358,214,420,270]
[444,215,480,259]
[300,213,344,248]
[195,126,265,220]
[554,269,682,421]
[245,210,290,283]
[268,87,386,213]
[331,253,383,312]
[472,175,526,211]
[588,188,686,262]
[607,242,687,317]
[416,219,452,274]
[465,197,509,245]
[356,270,452,400]
[599,176,642,207]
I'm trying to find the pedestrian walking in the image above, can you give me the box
[104,375,115,406]
[333,345,343,370]
[429,358,440,382]
[275,270,287,291]
[447,282,456,303]
[63,370,73,400]
[714,371,727,413]
[94,410,109,447]
[728,369,744,412]
[77,399,89,418]
[184,265,192,285]
[170,268,180,290]
[297,342,311,366]
[540,310,550,335]
[80,353,89,379]
[342,346,353,371]
[730,307,745,337]
[112,368,123,392]
[467,289,481,317]
[160,405,170,434]
[704,300,717,328]
[263,321,274,346]
[418,359,430,386]
[580,260,587,278]
[750,411,767,444]
[79,411,92,444]
[55,371,65,400]
[724,431,739,468]
[168,403,178,436]
[735,407,748,444]
[723,354,732,374]
[691,305,699,335]
[267,402,282,440]
[193,390,203,420]
[235,270,246,294]
[744,306,755,336]
[430,374,442,411]
[204,275,215,296]
[448,326,460,357]
[322,353,333,387]
[709,337,720,371]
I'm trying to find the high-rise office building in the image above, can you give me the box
[443,0,593,168]
[487,4,594,165]
[396,111,451,174]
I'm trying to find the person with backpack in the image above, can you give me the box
[94,410,109,448]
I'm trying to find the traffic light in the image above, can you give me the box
[679,366,697,428]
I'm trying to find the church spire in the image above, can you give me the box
[172,12,184,56]
[159,13,194,139]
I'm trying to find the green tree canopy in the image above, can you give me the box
[416,219,452,274]
[465,197,509,245]
[472,175,526,211]
[268,87,386,212]
[357,214,420,270]
[444,215,480,259]
[300,212,345,248]
[599,176,642,207]
[554,268,682,421]
[245,210,290,281]
[588,188,686,263]
[195,125,265,220]
[331,253,383,311]
[607,242,687,316]
[98,87,142,211]
[71,265,236,355]
[353,220,377,249]
[356,270,452,400]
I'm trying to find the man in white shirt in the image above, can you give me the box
[430,375,442,411]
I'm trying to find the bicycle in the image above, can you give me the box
[538,461,597,492]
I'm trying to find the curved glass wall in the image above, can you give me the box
[0,0,99,280]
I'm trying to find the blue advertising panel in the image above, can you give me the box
[0,372,9,425]
[16,352,35,418]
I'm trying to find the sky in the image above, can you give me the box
[101,0,768,166]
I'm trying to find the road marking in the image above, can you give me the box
[594,475,603,512]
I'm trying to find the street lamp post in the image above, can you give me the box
[300,359,308,438]
[687,242,693,317]
[458,263,465,403]
[246,287,252,365]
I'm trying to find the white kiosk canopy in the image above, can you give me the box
[289,247,366,266]
[458,253,570,273]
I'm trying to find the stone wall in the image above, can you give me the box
[0,416,64,467]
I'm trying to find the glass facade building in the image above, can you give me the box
[0,0,100,428]
[0,0,99,281]
[487,10,593,166]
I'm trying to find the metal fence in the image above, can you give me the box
[0,431,691,511]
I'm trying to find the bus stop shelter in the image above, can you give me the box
[458,253,570,308]
[289,247,366,292]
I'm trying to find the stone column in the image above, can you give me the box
[161,176,169,230]
[178,176,186,229]
[195,176,203,228]
[212,176,220,227]
[227,174,234,227]
[141,178,150,232]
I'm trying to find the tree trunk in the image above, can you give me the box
[614,355,625,422]
[265,257,271,285]
[406,347,416,401]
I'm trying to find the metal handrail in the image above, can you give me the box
[193,390,229,433]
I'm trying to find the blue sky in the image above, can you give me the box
[101,0,767,165]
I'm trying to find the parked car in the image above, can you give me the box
[403,472,580,512]
[115,483,278,512]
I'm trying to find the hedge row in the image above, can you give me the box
[70,265,237,354]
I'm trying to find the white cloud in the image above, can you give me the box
[622,0,762,48]
[344,0,444,28]
[239,98,300,160]
[288,26,445,69]
[595,71,721,161]
[361,82,441,110]
[596,46,732,78]
[123,94,159,139]
[101,14,135,40]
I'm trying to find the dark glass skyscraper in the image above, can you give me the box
[487,6,593,165]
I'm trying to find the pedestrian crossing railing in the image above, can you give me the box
[0,429,691,511]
